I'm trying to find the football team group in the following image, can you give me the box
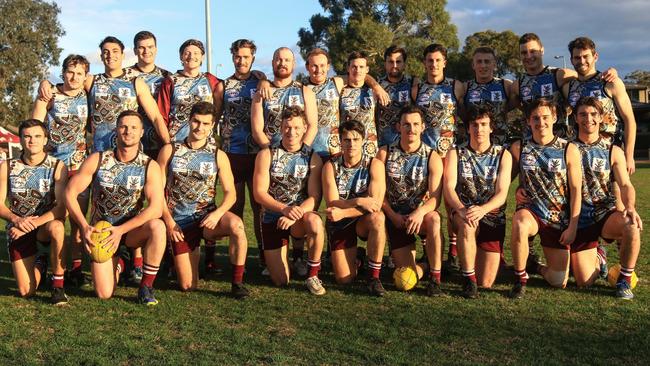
[0,30,642,306]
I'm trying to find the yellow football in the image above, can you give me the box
[393,266,418,291]
[607,263,639,289]
[89,220,115,263]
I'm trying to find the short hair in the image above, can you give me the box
[398,105,424,121]
[384,45,407,62]
[61,54,89,75]
[230,39,257,55]
[574,96,604,116]
[179,39,205,57]
[190,101,216,121]
[339,120,365,138]
[281,105,306,124]
[306,48,330,66]
[422,43,447,61]
[99,36,125,51]
[133,31,156,47]
[19,119,48,138]
[466,104,495,129]
[347,51,368,66]
[116,110,143,127]
[273,47,294,60]
[568,36,596,55]
[519,33,542,46]
[525,98,557,119]
[472,46,496,59]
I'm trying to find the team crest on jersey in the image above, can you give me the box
[226,88,239,98]
[589,90,602,99]
[355,178,368,193]
[10,176,26,192]
[325,89,336,101]
[199,162,214,175]
[271,160,285,177]
[98,170,115,187]
[440,93,452,103]
[127,175,142,190]
[172,157,189,173]
[198,85,210,97]
[490,91,503,102]
[460,162,473,178]
[591,158,607,172]
[569,92,580,105]
[547,158,564,172]
[337,179,348,196]
[294,164,308,178]
[77,105,88,116]
[521,86,532,98]
[521,153,537,170]
[468,90,482,103]
[484,166,497,179]
[288,95,301,106]
[541,83,553,97]
[118,88,132,98]
[249,88,257,98]
[39,179,50,193]
[96,84,110,95]
[398,91,409,103]
[387,161,402,178]
[411,166,424,181]
[54,102,67,114]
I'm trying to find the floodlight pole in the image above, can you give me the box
[205,0,213,74]
[554,55,566,69]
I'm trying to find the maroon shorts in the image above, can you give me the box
[171,223,205,256]
[477,222,506,253]
[386,219,424,252]
[7,230,47,262]
[519,208,566,250]
[326,219,367,251]
[261,220,301,250]
[227,153,257,184]
[572,210,616,253]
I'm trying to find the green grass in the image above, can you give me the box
[1,168,649,365]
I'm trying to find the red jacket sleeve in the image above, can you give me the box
[157,76,174,127]
[206,73,221,94]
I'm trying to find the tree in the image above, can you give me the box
[0,0,64,128]
[447,30,522,81]
[298,0,458,77]
[625,70,650,88]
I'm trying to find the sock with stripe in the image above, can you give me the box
[618,266,634,284]
[368,259,382,279]
[140,263,159,288]
[430,269,441,284]
[514,269,529,285]
[307,259,321,278]
[448,234,458,257]
[462,269,477,283]
[232,264,245,284]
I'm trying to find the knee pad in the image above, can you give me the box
[546,268,568,288]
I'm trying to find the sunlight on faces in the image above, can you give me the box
[273,48,294,79]
[101,42,124,71]
[519,41,544,70]
[116,115,144,148]
[181,45,204,70]
[472,52,496,80]
[308,54,329,84]
[62,63,88,91]
[340,129,364,159]
[20,126,48,155]
[348,57,368,84]
[571,48,598,76]
[528,106,556,138]
[135,37,157,66]
[232,47,254,76]
[385,52,405,79]
[281,115,306,147]
[189,113,215,142]
[576,105,602,135]
[468,115,493,146]
[424,51,447,78]
[399,112,424,143]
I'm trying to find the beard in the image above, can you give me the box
[273,66,292,79]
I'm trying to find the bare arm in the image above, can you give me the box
[611,145,640,230]
[608,78,636,174]
[136,78,171,144]
[442,149,465,212]
[251,93,270,148]
[32,85,54,121]
[200,150,237,230]
[252,148,285,212]
[33,162,68,227]
[302,86,318,146]
[213,81,225,123]
[301,152,322,213]
[560,143,582,246]
[509,141,521,181]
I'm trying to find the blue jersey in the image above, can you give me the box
[166,141,218,228]
[385,142,432,215]
[574,138,616,228]
[45,86,88,171]
[221,74,260,154]
[464,78,509,145]
[262,81,305,147]
[89,72,138,152]
[328,153,373,230]
[263,144,312,223]
[377,75,413,146]
[517,137,569,229]
[308,78,341,158]
[340,85,377,156]
[518,66,568,140]
[416,77,458,156]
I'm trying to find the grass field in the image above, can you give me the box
[0,166,649,365]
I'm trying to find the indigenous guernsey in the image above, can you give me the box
[307,78,340,158]
[455,144,506,226]
[518,66,568,140]
[157,71,219,142]
[517,137,569,229]
[263,144,312,223]
[340,85,377,156]
[89,71,138,152]
[377,75,413,146]
[5,155,60,233]
[464,78,509,145]
[166,140,218,228]
[262,81,305,147]
[125,64,171,152]
[567,71,622,146]
[221,74,260,154]
[416,77,458,156]
[45,86,88,171]
[328,154,372,229]
[90,150,151,225]
[574,137,616,228]
[385,142,432,214]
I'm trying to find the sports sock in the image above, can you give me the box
[117,257,126,274]
[133,256,143,269]
[596,246,607,266]
[514,269,529,285]
[232,264,245,284]
[368,260,382,279]
[430,269,441,284]
[462,269,477,283]
[618,266,634,284]
[205,240,216,264]
[448,235,457,257]
[307,259,321,278]
[71,258,82,272]
[140,263,159,288]
[52,273,64,288]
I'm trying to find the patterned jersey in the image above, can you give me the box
[574,138,616,228]
[262,80,305,147]
[518,66,568,139]
[385,142,432,214]
[158,71,219,142]
[221,74,260,154]
[464,78,509,145]
[45,86,88,171]
[263,144,312,223]
[567,71,622,145]
[90,150,151,225]
[166,141,218,228]
[377,75,413,147]
[416,78,458,156]
[89,72,139,152]
[340,85,377,156]
[455,144,506,226]
[307,78,340,158]
[328,153,373,230]
[125,64,171,152]
[6,155,60,227]
[517,137,569,229]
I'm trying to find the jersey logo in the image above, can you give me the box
[547,158,564,172]
[294,163,308,178]
[96,84,110,95]
[484,165,497,179]
[468,90,482,103]
[521,86,532,99]
[440,93,453,104]
[398,90,409,103]
[77,105,88,116]
[198,85,211,97]
[521,153,537,170]
[355,178,368,193]
[39,179,50,193]
[490,91,503,102]
[589,90,603,99]
[199,162,215,176]
[325,89,336,101]
[337,178,349,196]
[9,176,26,192]
[118,88,132,98]
[591,158,607,172]
[270,160,285,177]
[288,95,301,106]
[460,162,473,178]
[249,88,257,98]
[411,166,424,181]
[98,170,115,187]
[387,161,402,178]
[127,175,142,190]
[540,83,553,97]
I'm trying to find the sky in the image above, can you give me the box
[51,0,650,81]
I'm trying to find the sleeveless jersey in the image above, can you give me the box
[158,71,219,143]
[90,150,150,225]
[574,138,616,228]
[307,78,340,157]
[45,86,88,171]
[416,77,458,156]
[340,85,377,156]
[385,142,432,214]
[89,72,138,152]
[166,141,218,228]
[455,144,505,226]
[517,137,569,229]
[125,64,171,151]
[464,78,509,145]
[328,153,373,230]
[6,155,59,226]
[567,71,622,145]
[377,75,413,147]
[221,74,260,154]
[262,80,305,147]
[263,144,312,223]
[518,66,568,139]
